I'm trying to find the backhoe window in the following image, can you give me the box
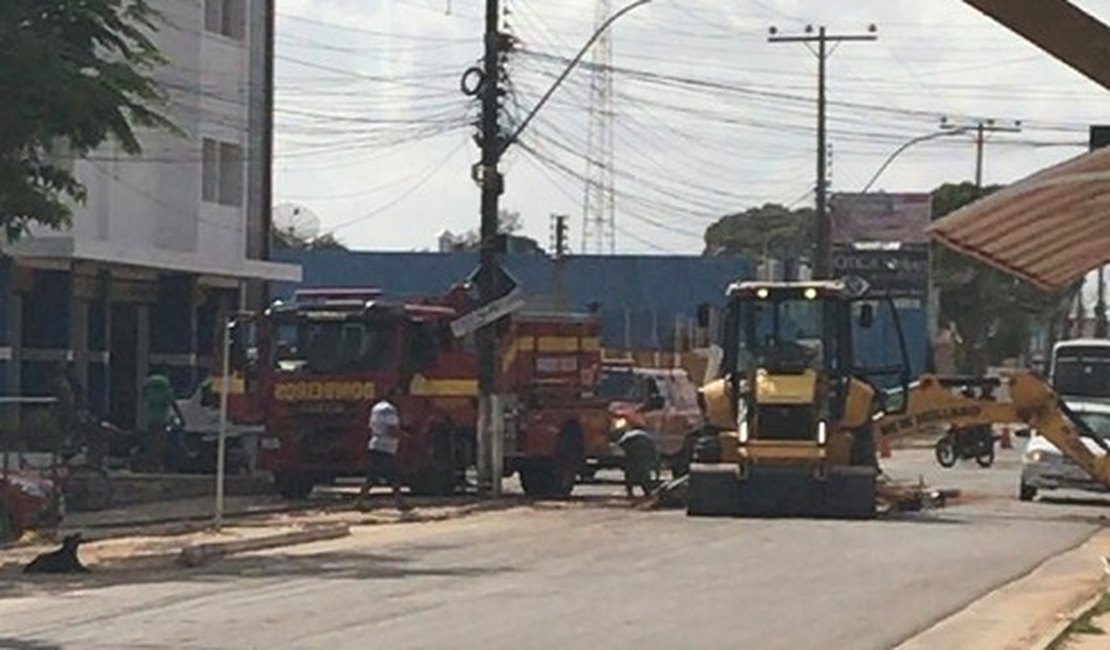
[735,297,830,374]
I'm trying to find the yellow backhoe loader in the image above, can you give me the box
[687,278,1110,518]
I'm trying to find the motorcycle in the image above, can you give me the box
[934,425,997,468]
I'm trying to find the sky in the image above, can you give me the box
[270,0,1110,257]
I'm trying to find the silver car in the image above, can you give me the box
[1019,400,1110,501]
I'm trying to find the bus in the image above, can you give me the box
[1049,339,1110,401]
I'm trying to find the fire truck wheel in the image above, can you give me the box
[0,502,17,545]
[409,428,459,497]
[274,472,314,500]
[552,425,584,497]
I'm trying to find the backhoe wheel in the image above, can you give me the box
[274,471,314,500]
[975,446,995,468]
[1019,482,1037,502]
[934,438,957,468]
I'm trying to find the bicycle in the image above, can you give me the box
[22,415,117,513]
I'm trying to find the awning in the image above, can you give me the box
[926,146,1110,291]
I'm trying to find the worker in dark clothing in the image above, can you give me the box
[617,428,660,499]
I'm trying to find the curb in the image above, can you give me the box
[177,524,351,568]
[1035,587,1109,649]
[70,502,308,532]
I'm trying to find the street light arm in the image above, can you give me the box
[500,0,652,155]
[860,128,969,194]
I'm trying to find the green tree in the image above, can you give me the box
[273,228,348,251]
[931,182,1079,373]
[0,0,172,240]
[451,209,544,254]
[703,203,815,259]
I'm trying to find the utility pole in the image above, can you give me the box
[474,0,507,494]
[552,214,569,311]
[769,24,877,279]
[463,0,652,495]
[940,117,1022,190]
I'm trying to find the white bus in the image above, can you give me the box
[1050,339,1110,401]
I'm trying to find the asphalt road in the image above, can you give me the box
[1,448,1107,650]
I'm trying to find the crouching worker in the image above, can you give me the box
[359,398,412,513]
[617,428,660,500]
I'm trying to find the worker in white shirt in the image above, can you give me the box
[359,398,412,512]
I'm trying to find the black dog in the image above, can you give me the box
[23,533,90,574]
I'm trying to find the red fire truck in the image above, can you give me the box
[223,286,610,499]
[499,312,611,496]
[227,288,478,498]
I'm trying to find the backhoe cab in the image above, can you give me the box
[689,279,910,519]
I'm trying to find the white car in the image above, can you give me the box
[1019,400,1110,501]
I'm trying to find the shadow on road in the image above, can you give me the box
[1,547,513,600]
[0,638,63,650]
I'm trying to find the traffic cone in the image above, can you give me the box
[1000,426,1013,449]
[879,436,892,458]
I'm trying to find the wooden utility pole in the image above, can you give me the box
[769,24,877,279]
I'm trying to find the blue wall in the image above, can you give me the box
[272,249,929,371]
[272,250,755,349]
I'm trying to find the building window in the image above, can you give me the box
[202,138,243,207]
[204,0,245,40]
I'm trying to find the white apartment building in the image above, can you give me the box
[1,0,299,430]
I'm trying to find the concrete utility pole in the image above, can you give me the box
[940,117,1022,190]
[769,24,877,279]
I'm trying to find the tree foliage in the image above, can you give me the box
[0,0,172,239]
[702,203,815,258]
[273,229,348,251]
[931,182,1078,373]
[450,209,544,254]
[704,188,1079,373]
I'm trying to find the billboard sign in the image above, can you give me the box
[831,245,929,298]
[830,192,932,245]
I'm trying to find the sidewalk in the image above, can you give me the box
[64,493,296,531]
[896,529,1110,650]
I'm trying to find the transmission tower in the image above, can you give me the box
[581,0,616,255]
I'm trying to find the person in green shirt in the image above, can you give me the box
[137,373,183,473]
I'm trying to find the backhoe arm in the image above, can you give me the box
[874,372,1110,488]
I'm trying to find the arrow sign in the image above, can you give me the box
[451,286,526,338]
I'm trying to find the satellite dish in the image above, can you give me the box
[272,203,321,243]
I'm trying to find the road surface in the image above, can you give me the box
[0,448,1106,650]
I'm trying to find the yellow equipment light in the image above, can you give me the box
[756,288,770,299]
[804,288,818,300]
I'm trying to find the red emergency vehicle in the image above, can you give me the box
[228,288,478,498]
[223,286,611,499]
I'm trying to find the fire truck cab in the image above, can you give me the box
[242,288,478,499]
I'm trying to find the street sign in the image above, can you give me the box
[451,286,525,338]
[467,262,519,302]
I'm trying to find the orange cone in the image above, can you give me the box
[1000,426,1013,450]
[879,436,892,458]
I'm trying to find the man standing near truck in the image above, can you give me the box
[359,398,412,512]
